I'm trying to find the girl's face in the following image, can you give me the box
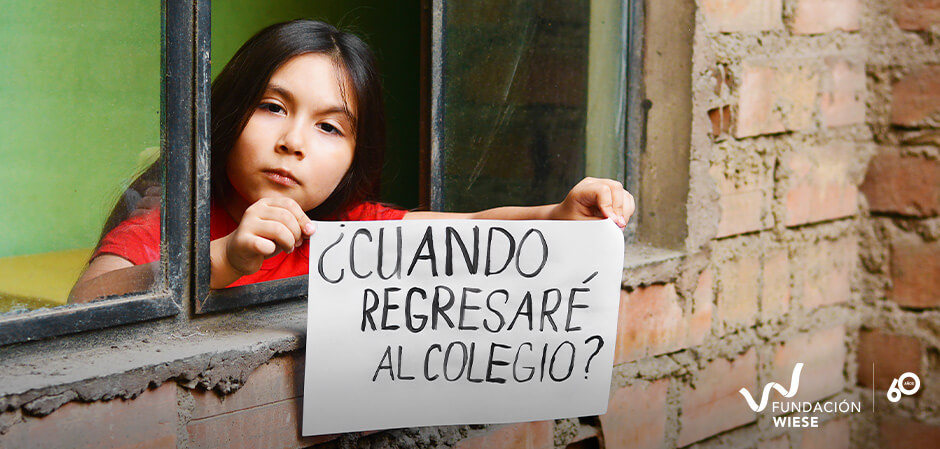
[225,53,356,215]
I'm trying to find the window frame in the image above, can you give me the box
[623,0,645,243]
[0,0,193,345]
[194,1,430,313]
[191,0,313,313]
[428,0,644,231]
[0,0,669,341]
[194,0,646,313]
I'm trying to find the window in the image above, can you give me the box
[196,0,642,313]
[0,0,191,345]
[0,0,667,340]
[195,1,424,312]
[432,0,629,212]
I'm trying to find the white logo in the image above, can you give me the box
[887,372,920,403]
[739,363,803,412]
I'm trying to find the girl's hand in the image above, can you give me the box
[210,197,316,288]
[548,177,635,228]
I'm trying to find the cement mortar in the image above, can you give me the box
[176,384,195,449]
[862,0,940,68]
[318,426,470,449]
[890,216,940,241]
[551,418,580,448]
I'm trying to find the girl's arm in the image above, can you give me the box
[404,177,635,228]
[69,256,158,303]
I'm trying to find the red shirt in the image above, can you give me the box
[94,201,407,287]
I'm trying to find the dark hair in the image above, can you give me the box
[211,19,386,218]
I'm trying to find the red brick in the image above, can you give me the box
[790,0,860,34]
[717,254,759,331]
[796,237,856,308]
[891,65,940,126]
[701,0,783,33]
[736,63,819,138]
[709,105,733,137]
[455,421,554,449]
[711,162,774,238]
[758,434,790,449]
[879,416,940,449]
[895,0,940,31]
[761,249,791,318]
[0,383,177,449]
[677,349,758,446]
[689,269,715,346]
[599,380,669,449]
[783,145,859,227]
[186,397,336,449]
[861,148,940,217]
[191,353,302,420]
[736,65,784,136]
[801,418,850,449]
[820,58,866,127]
[615,284,685,364]
[856,329,925,390]
[772,327,846,404]
[889,236,940,308]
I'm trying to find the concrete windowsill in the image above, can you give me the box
[0,245,685,416]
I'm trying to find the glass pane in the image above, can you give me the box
[0,0,161,312]
[438,0,625,211]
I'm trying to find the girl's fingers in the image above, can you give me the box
[264,197,315,236]
[246,218,298,255]
[623,190,636,222]
[261,205,303,244]
[246,199,304,245]
[591,183,615,221]
[605,180,626,227]
[248,235,277,257]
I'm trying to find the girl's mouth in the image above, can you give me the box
[263,169,300,187]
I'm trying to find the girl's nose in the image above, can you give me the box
[277,122,306,157]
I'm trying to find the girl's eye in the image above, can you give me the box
[318,122,342,135]
[259,103,284,114]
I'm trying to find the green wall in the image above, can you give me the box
[0,0,160,257]
[212,0,420,210]
[0,1,419,258]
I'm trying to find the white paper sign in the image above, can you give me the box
[303,219,624,436]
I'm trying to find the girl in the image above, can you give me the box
[70,20,634,302]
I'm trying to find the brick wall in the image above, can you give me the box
[2,1,939,448]
[855,0,940,446]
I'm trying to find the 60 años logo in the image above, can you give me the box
[887,372,920,402]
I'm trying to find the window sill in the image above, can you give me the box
[622,244,686,287]
[0,244,685,417]
[0,300,308,416]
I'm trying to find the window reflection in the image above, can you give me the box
[438,0,626,211]
[0,1,160,311]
